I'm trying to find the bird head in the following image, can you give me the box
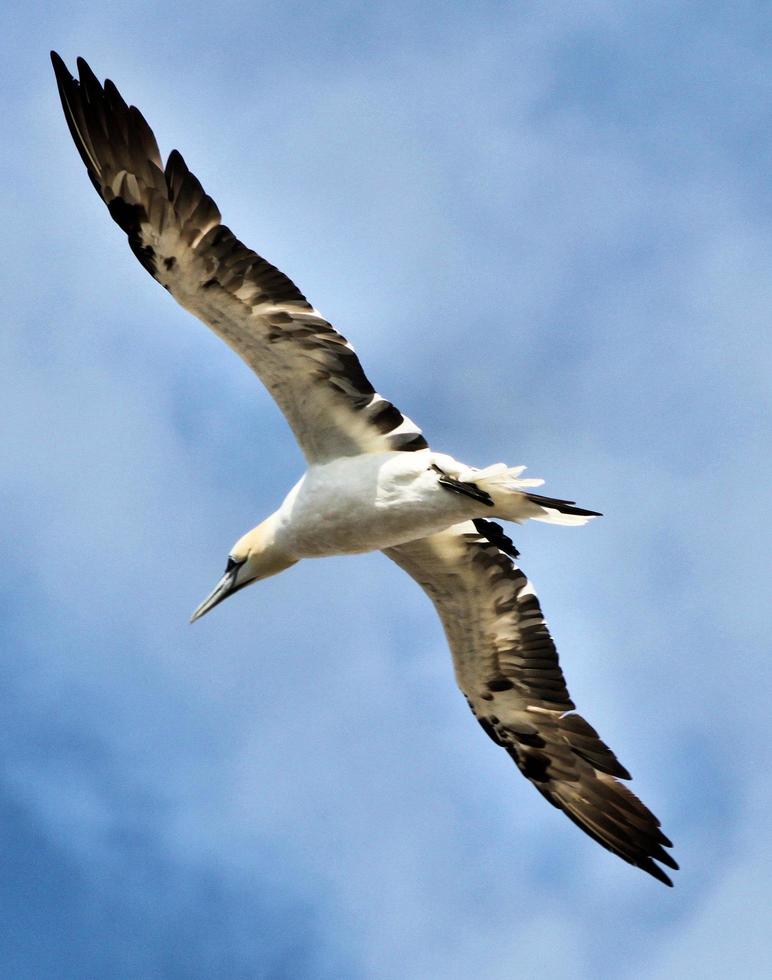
[190,519,296,622]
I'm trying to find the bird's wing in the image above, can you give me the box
[384,519,678,886]
[51,53,427,463]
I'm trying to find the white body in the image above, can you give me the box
[274,451,479,558]
[269,449,579,560]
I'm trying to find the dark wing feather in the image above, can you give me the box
[51,52,427,462]
[384,521,678,886]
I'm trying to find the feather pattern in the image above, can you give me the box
[50,52,427,462]
[384,521,679,886]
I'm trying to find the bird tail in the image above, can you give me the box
[456,464,601,525]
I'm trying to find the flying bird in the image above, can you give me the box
[51,52,678,886]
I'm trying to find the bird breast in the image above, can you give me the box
[274,450,472,558]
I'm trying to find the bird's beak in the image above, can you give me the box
[190,567,241,623]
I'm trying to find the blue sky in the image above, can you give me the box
[3,2,771,977]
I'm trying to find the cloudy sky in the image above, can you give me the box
[3,2,771,977]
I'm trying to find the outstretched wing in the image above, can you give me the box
[51,53,427,463]
[384,520,678,886]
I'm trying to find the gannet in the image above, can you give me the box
[51,52,678,886]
